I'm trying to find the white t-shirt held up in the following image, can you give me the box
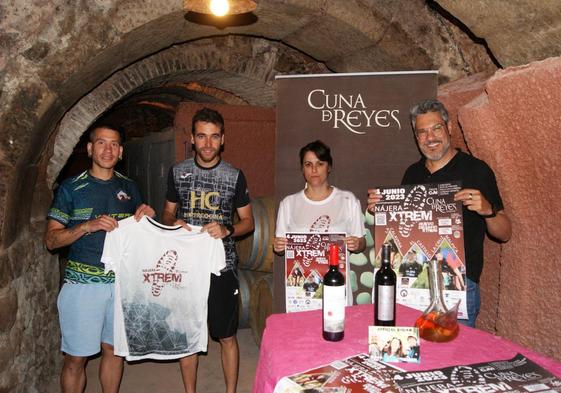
[101,216,226,361]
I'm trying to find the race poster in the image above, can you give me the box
[393,353,561,392]
[285,232,346,313]
[370,181,467,319]
[273,353,402,393]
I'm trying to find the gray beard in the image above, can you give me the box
[422,139,451,162]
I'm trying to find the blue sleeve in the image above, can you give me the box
[47,182,72,226]
[130,181,143,208]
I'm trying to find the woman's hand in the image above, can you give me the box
[345,236,366,253]
[273,236,287,254]
[367,188,382,213]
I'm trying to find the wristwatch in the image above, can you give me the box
[480,204,497,218]
[224,223,235,237]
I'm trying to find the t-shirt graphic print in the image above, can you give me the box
[101,216,226,361]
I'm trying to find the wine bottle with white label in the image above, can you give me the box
[374,242,396,326]
[322,244,345,341]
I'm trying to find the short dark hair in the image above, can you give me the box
[88,123,125,144]
[192,107,225,134]
[409,99,449,130]
[299,140,333,168]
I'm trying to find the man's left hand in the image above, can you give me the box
[454,188,493,216]
[201,221,230,239]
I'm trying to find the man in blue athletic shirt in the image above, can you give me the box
[45,124,154,393]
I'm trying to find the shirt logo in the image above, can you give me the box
[180,173,192,179]
[309,215,331,232]
[190,191,220,210]
[143,250,183,297]
[116,190,131,201]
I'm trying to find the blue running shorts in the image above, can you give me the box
[57,283,115,356]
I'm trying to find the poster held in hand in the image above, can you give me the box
[371,181,467,319]
[285,232,346,313]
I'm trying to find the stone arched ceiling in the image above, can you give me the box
[2,0,495,170]
[47,35,328,185]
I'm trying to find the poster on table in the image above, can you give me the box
[393,353,561,392]
[275,71,438,312]
[368,326,420,364]
[370,181,468,319]
[273,353,403,393]
[285,232,346,313]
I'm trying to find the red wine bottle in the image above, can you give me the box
[322,244,345,341]
[374,243,396,326]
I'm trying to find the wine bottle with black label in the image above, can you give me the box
[374,242,396,326]
[322,244,345,341]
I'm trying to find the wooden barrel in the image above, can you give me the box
[236,196,275,272]
[249,273,274,346]
[238,269,266,329]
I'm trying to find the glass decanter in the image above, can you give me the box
[414,257,460,342]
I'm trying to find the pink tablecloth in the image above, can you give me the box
[252,304,561,393]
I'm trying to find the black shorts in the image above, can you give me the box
[208,269,239,339]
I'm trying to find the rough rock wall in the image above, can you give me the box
[435,0,561,67]
[0,232,60,393]
[437,72,504,333]
[438,71,493,152]
[444,56,561,360]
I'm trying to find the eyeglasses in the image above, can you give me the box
[415,123,446,139]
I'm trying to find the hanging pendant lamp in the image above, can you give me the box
[184,0,257,17]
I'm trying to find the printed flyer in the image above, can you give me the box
[368,326,420,364]
[273,353,402,393]
[393,353,561,392]
[371,182,467,319]
[285,232,346,313]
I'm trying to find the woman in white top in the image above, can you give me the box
[274,140,366,254]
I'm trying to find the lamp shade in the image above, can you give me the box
[184,0,257,16]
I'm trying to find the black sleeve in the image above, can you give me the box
[478,162,504,211]
[165,167,180,203]
[233,170,251,208]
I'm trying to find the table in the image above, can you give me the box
[253,304,561,392]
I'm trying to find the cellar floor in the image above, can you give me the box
[46,328,260,393]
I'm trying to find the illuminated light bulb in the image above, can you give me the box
[210,0,229,16]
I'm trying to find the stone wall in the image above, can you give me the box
[438,56,561,360]
[437,72,504,333]
[0,230,60,393]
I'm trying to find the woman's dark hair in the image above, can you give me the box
[299,140,333,168]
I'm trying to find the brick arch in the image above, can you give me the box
[47,35,327,186]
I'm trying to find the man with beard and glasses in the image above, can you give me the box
[367,99,511,328]
[162,107,254,393]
